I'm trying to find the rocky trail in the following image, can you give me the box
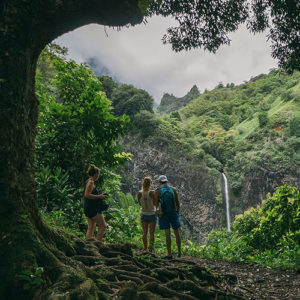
[190,258,300,300]
[65,239,300,299]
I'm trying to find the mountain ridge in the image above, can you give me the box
[156,85,201,114]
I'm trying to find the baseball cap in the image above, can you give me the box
[158,175,168,183]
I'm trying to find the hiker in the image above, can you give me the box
[137,177,157,252]
[155,175,181,258]
[84,164,109,241]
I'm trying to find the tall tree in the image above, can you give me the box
[111,84,154,119]
[97,75,118,100]
[0,1,144,298]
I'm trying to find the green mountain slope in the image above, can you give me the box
[157,85,200,114]
[177,70,299,153]
[174,69,300,202]
[133,69,300,215]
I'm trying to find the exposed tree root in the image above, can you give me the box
[36,229,246,299]
[2,220,246,299]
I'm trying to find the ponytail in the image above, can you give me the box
[142,177,152,191]
[87,164,99,177]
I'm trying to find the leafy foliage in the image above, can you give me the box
[234,185,300,250]
[257,111,268,127]
[149,0,248,52]
[17,268,44,288]
[97,75,118,99]
[133,110,160,139]
[111,84,154,120]
[36,166,83,227]
[198,185,300,269]
[36,45,131,187]
[289,116,300,137]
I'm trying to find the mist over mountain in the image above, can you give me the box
[87,57,119,82]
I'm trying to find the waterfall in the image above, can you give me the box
[222,173,231,232]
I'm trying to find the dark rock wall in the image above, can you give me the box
[232,168,300,215]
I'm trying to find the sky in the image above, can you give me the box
[55,15,278,104]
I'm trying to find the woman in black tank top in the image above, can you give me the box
[84,164,108,241]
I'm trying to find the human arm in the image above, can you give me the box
[173,187,180,213]
[137,191,142,206]
[84,180,107,200]
[153,189,160,208]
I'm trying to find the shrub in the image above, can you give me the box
[281,89,293,102]
[286,136,300,152]
[234,207,262,234]
[170,111,182,121]
[36,166,83,227]
[200,186,300,268]
[289,116,300,137]
[257,112,268,127]
[204,154,223,171]
[269,112,288,128]
[133,110,160,139]
[192,148,205,160]
[219,115,234,130]
[234,185,300,250]
[105,205,141,243]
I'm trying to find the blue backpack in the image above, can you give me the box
[160,185,176,213]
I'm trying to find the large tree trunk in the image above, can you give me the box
[0,1,143,298]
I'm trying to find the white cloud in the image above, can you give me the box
[55,16,277,103]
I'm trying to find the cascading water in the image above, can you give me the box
[222,173,231,232]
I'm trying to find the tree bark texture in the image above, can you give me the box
[0,1,143,298]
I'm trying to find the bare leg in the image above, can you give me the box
[173,228,181,257]
[165,229,172,256]
[141,222,149,251]
[86,217,96,239]
[91,222,97,236]
[149,222,156,252]
[95,213,106,241]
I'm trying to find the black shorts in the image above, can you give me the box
[140,214,157,223]
[84,204,104,218]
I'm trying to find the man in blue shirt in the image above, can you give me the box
[155,175,181,259]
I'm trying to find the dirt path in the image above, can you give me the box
[191,257,300,300]
[70,240,300,299]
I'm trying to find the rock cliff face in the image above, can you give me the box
[120,140,223,243]
[230,167,300,216]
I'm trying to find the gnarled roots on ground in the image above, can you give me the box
[37,234,243,300]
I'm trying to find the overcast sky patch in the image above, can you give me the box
[55,16,277,104]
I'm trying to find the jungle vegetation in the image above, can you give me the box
[1,0,299,297]
[36,45,300,271]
